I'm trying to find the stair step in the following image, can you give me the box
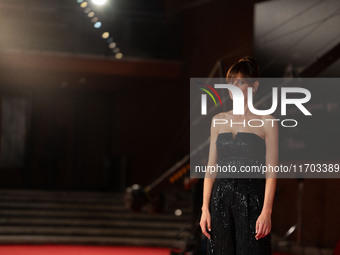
[0,194,191,207]
[0,189,192,203]
[0,195,124,205]
[0,201,124,211]
[0,189,123,198]
[0,218,192,229]
[0,201,191,213]
[0,209,191,221]
[0,226,191,238]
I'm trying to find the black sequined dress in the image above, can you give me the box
[207,132,272,255]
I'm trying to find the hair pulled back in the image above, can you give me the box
[226,56,260,83]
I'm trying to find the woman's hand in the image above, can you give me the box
[200,208,211,239]
[255,210,271,240]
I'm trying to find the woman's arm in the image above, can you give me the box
[255,114,278,240]
[201,115,220,210]
[200,115,220,239]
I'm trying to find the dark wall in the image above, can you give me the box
[180,0,256,77]
[273,179,340,248]
[0,77,188,191]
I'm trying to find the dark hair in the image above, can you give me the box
[226,56,260,83]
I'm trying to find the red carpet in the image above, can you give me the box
[0,245,300,255]
[273,253,297,255]
[0,245,170,255]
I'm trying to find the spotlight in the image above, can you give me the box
[102,32,109,39]
[108,42,116,49]
[115,53,123,59]
[80,2,88,8]
[91,0,107,5]
[77,0,122,57]
[91,17,98,23]
[174,209,183,216]
[94,21,102,28]
[88,11,95,17]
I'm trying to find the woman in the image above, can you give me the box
[199,56,278,255]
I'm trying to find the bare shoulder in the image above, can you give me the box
[210,111,230,133]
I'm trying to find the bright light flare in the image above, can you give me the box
[91,0,107,5]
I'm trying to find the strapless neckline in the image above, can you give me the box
[217,132,265,142]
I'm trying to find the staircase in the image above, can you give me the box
[0,188,193,247]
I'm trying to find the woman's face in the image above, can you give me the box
[228,73,257,101]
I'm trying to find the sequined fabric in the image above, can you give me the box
[207,132,272,255]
